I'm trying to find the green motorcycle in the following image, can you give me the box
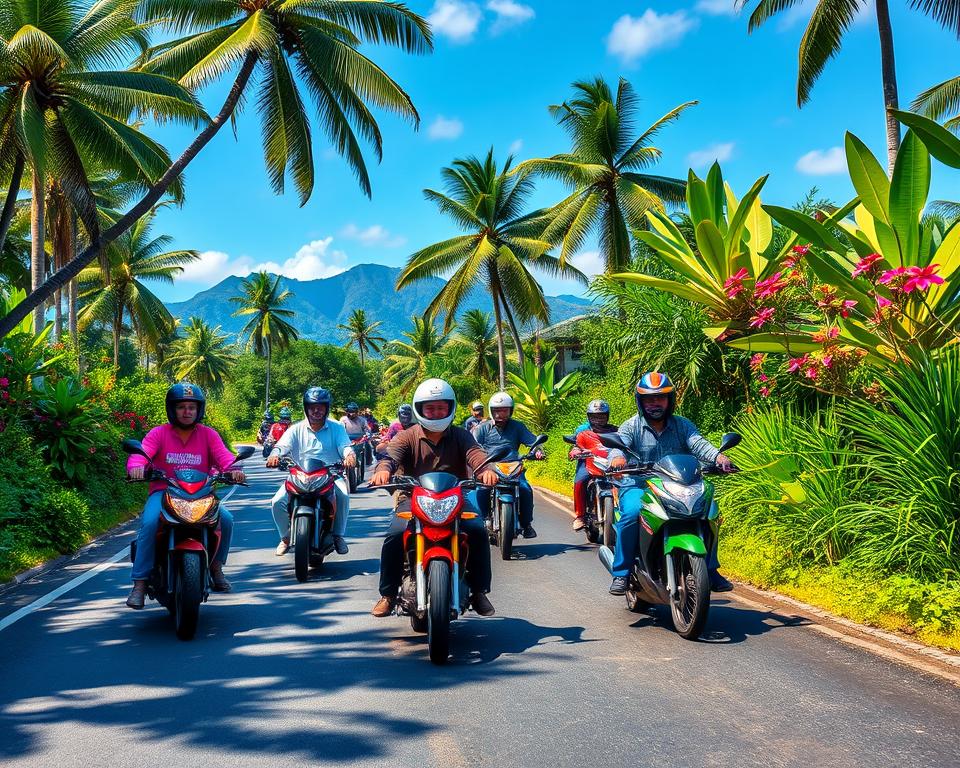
[597,432,741,640]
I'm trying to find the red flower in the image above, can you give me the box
[0,377,8,388]
[805,366,819,380]
[723,268,749,299]
[758,373,769,383]
[851,253,883,278]
[791,245,810,255]
[754,272,787,300]
[878,266,907,285]
[902,264,944,294]
[749,307,775,328]
[1,391,9,401]
[88,446,97,454]
[750,353,765,370]
[839,300,857,318]
[788,355,809,373]
[759,386,771,397]
[822,355,834,369]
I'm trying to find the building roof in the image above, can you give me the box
[525,313,592,342]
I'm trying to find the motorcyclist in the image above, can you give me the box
[263,406,293,457]
[381,404,414,444]
[266,387,358,556]
[340,402,370,464]
[125,383,245,609]
[463,401,485,432]
[607,371,735,595]
[472,392,544,539]
[369,378,498,618]
[256,410,274,445]
[361,407,379,434]
[570,399,620,532]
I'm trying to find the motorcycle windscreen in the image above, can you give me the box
[301,457,330,473]
[419,472,460,493]
[654,454,702,485]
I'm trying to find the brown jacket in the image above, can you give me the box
[375,424,489,480]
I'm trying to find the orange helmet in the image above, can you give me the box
[635,371,676,418]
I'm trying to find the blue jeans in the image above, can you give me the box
[473,473,534,526]
[131,491,234,581]
[611,487,720,578]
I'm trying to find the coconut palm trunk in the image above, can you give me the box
[491,291,507,390]
[0,154,24,254]
[30,170,45,332]
[876,0,901,174]
[265,341,271,411]
[500,296,526,365]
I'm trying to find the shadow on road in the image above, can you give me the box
[511,542,593,561]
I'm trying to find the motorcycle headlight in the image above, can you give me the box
[415,494,460,524]
[165,494,217,524]
[659,479,705,516]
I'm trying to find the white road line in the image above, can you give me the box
[0,548,128,633]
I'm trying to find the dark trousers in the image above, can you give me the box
[378,496,492,597]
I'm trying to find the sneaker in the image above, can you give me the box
[572,517,585,532]
[125,581,147,609]
[520,524,537,539]
[371,596,396,617]
[333,535,349,555]
[471,592,495,617]
[210,565,232,593]
[609,576,628,595]
[710,571,734,593]
[275,539,290,556]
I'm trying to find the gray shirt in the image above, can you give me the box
[610,413,720,469]
[472,418,538,461]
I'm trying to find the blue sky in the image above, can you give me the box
[150,1,960,303]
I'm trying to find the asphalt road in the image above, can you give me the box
[2,457,958,768]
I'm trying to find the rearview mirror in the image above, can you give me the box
[235,445,256,461]
[562,434,576,445]
[597,433,628,451]
[718,432,742,454]
[484,445,512,464]
[530,434,548,450]
[121,438,149,458]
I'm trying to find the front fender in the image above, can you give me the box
[663,532,707,557]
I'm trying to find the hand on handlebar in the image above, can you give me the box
[609,455,627,470]
[716,453,734,473]
[128,465,146,480]
[370,469,392,486]
[344,452,358,469]
[229,469,246,483]
[478,469,498,486]
[266,454,280,468]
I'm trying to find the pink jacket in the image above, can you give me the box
[127,423,238,494]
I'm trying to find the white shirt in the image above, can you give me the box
[272,418,355,465]
[340,414,367,436]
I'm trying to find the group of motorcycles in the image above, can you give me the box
[120,423,741,659]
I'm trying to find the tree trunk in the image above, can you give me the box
[500,296,526,366]
[54,288,62,341]
[30,170,45,333]
[113,310,121,369]
[68,214,77,346]
[0,51,261,339]
[875,0,900,175]
[490,291,507,390]
[0,153,25,255]
[264,341,271,411]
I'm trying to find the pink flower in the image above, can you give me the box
[754,272,787,300]
[723,268,749,299]
[749,307,775,328]
[852,253,884,278]
[902,264,945,294]
[875,295,892,308]
[805,367,819,380]
[88,446,96,454]
[878,267,907,285]
[0,377,8,388]
[758,373,769,383]
[822,355,834,369]
[792,245,810,255]
[750,353,765,370]
[759,386,771,397]
[839,300,857,318]
[788,355,809,373]
[1,391,8,401]
[725,283,744,299]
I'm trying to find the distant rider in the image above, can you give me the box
[570,399,619,532]
[256,410,274,445]
[340,402,370,464]
[266,387,357,556]
[607,372,734,596]
[463,401,485,432]
[263,406,293,457]
[125,383,245,609]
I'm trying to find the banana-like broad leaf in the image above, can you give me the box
[889,131,930,267]
[892,110,960,169]
[724,334,822,354]
[845,132,890,224]
[612,272,727,312]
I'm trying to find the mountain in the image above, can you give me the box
[165,263,593,345]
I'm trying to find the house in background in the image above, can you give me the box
[527,314,590,378]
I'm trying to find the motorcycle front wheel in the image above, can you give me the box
[670,553,710,640]
[499,501,515,560]
[174,552,202,641]
[427,560,451,665]
[294,514,312,583]
[601,496,615,548]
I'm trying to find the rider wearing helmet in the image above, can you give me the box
[570,399,620,532]
[340,402,370,464]
[463,401,485,433]
[266,387,358,556]
[607,372,735,595]
[369,378,499,618]
[125,383,246,609]
[472,392,545,539]
[256,409,275,445]
[262,406,293,457]
[382,404,414,443]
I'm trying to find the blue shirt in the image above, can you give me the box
[610,413,720,468]
[472,418,538,461]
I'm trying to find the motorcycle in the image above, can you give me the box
[595,431,741,640]
[122,439,254,640]
[275,456,347,582]
[379,472,479,665]
[482,434,547,560]
[347,434,371,492]
[563,431,616,546]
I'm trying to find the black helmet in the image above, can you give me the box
[346,402,359,415]
[397,403,413,427]
[165,382,206,425]
[303,387,332,422]
[263,410,273,421]
[586,399,610,429]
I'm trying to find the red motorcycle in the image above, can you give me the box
[380,472,478,665]
[122,438,253,640]
[275,456,346,582]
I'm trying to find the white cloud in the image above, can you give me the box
[487,0,534,33]
[607,11,698,65]
[796,147,846,175]
[696,0,738,16]
[341,223,406,248]
[253,237,348,281]
[775,0,817,31]
[428,115,464,140]
[508,138,523,155]
[178,250,239,283]
[428,0,482,42]
[687,141,736,168]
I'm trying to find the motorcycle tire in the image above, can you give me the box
[499,501,515,561]
[670,553,711,640]
[601,496,616,548]
[625,588,649,613]
[427,559,451,665]
[294,514,312,583]
[410,611,428,634]
[348,466,358,494]
[174,552,202,641]
[585,514,600,544]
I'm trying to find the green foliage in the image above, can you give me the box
[162,317,236,393]
[32,378,102,482]
[507,355,581,433]
[26,488,91,554]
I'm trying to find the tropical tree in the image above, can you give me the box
[0,0,207,331]
[515,78,693,276]
[78,208,198,367]
[338,308,386,366]
[231,271,299,409]
[913,75,960,134]
[398,150,585,388]
[739,0,960,173]
[0,0,432,338]
[163,317,237,393]
[450,309,499,384]
[384,314,449,394]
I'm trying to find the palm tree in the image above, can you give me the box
[912,76,960,132]
[0,0,432,338]
[398,150,585,389]
[78,207,199,367]
[384,314,449,394]
[0,0,206,331]
[451,309,499,384]
[163,317,236,393]
[515,78,693,277]
[740,0,960,174]
[338,308,386,366]
[231,271,299,409]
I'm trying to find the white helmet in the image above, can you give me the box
[488,391,514,415]
[412,378,457,432]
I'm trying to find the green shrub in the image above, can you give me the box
[27,488,91,553]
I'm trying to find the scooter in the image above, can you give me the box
[563,431,616,546]
[483,435,547,560]
[122,439,254,640]
[595,431,741,640]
